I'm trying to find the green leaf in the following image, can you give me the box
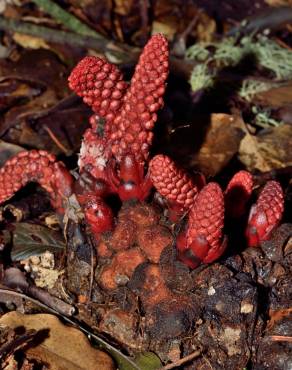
[6,222,65,261]
[133,352,162,370]
[99,350,162,370]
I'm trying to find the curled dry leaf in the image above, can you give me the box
[0,312,115,370]
[239,124,292,171]
[190,113,246,176]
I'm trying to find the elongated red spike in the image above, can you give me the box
[177,182,226,268]
[225,170,253,218]
[68,56,128,132]
[246,180,284,247]
[109,34,169,164]
[0,150,73,214]
[149,154,200,220]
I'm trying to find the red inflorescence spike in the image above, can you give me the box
[246,180,284,247]
[177,183,226,268]
[149,154,199,219]
[109,34,169,164]
[187,182,225,261]
[225,170,253,218]
[0,150,73,214]
[68,56,128,130]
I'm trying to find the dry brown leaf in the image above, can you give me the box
[13,33,50,50]
[114,0,134,15]
[240,124,292,171]
[265,0,292,5]
[152,21,176,40]
[196,11,216,42]
[239,132,271,172]
[0,312,115,370]
[255,82,292,108]
[191,113,246,176]
[257,124,292,167]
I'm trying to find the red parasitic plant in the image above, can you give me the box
[68,33,169,203]
[0,33,287,270]
[246,180,284,247]
[0,34,169,241]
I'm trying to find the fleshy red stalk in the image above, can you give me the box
[107,154,152,201]
[225,170,253,218]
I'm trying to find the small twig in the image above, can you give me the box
[270,335,292,342]
[43,124,71,155]
[0,17,136,63]
[27,285,75,317]
[88,235,96,301]
[139,0,150,43]
[159,349,202,370]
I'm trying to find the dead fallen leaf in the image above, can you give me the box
[191,113,246,176]
[0,312,115,370]
[13,33,50,50]
[239,131,271,172]
[114,0,134,15]
[255,82,292,108]
[196,11,216,42]
[0,49,69,138]
[240,124,292,171]
[4,222,65,262]
[265,0,292,6]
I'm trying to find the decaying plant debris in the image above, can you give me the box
[0,1,291,369]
